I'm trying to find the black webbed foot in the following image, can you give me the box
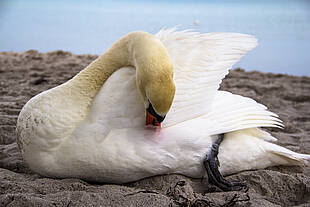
[203,134,248,191]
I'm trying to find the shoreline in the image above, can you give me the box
[1,50,309,77]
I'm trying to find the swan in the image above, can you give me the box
[16,29,310,191]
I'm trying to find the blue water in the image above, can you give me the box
[1,0,310,76]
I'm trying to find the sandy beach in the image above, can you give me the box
[1,50,310,206]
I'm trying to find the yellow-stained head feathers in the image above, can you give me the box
[133,34,175,116]
[143,63,175,116]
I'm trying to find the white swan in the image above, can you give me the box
[16,29,310,190]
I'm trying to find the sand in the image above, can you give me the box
[1,50,310,206]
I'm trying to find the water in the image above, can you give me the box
[1,0,310,76]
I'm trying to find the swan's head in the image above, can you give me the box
[130,33,175,127]
[136,59,175,127]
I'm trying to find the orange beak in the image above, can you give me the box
[146,110,161,127]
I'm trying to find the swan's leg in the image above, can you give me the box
[203,134,247,191]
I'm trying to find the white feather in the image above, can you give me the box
[156,29,258,127]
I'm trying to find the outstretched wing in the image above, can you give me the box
[156,28,258,127]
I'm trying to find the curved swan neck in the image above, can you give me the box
[67,31,172,102]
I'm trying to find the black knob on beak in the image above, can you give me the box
[146,102,166,126]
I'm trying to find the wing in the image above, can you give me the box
[156,28,258,127]
[204,91,283,137]
[167,91,283,141]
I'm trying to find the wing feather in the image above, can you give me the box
[204,91,283,135]
[156,29,258,127]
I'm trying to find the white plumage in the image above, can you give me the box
[16,29,310,183]
[157,29,258,127]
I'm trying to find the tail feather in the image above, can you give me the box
[270,149,310,166]
[248,128,310,166]
[219,128,310,175]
